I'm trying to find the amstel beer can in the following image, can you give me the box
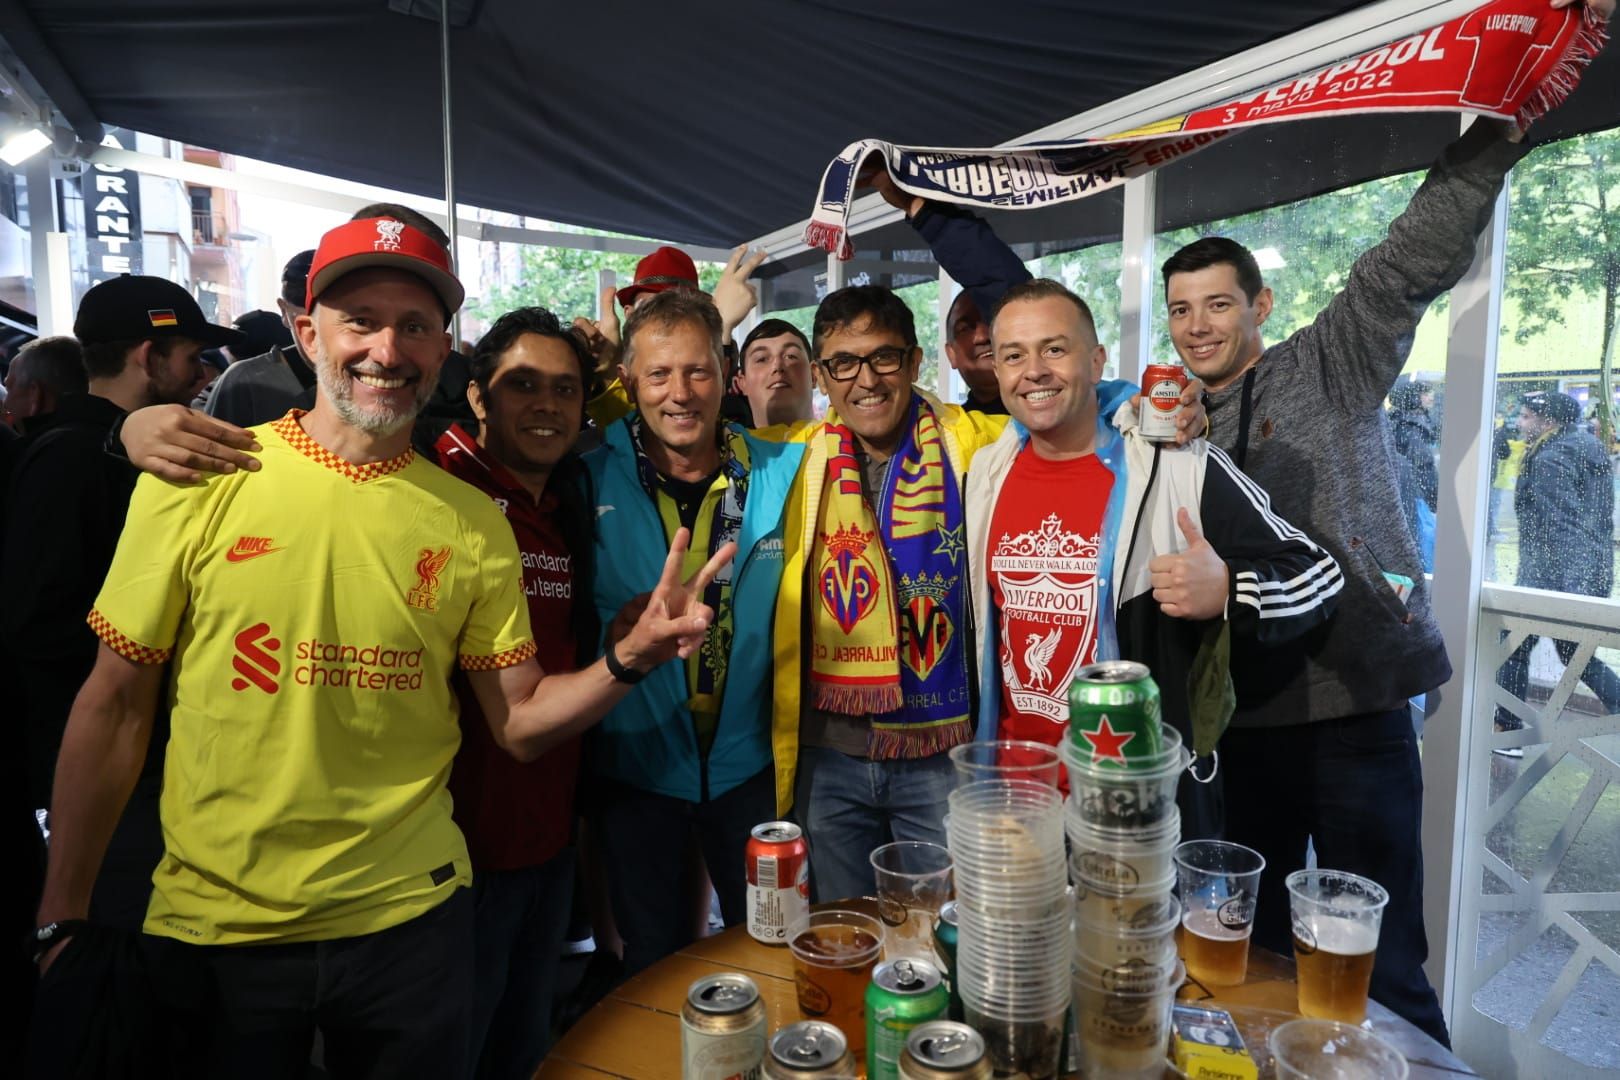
[898,1021,991,1080]
[682,973,766,1080]
[932,901,961,1021]
[747,821,810,945]
[1138,361,1189,442]
[1068,660,1164,768]
[866,958,950,1080]
[764,1021,857,1080]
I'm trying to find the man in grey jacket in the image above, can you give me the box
[1157,49,1613,1032]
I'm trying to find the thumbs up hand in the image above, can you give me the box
[1147,508,1229,620]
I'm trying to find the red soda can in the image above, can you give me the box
[747,821,810,945]
[1139,362,1189,442]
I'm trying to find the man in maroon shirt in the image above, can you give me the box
[435,306,598,1080]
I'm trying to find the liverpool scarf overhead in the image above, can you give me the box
[806,0,1607,257]
[811,398,973,759]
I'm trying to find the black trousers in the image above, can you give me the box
[1220,708,1451,1048]
[593,765,775,977]
[32,888,475,1080]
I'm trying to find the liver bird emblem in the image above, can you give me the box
[1023,628,1062,691]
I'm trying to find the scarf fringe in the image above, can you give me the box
[867,717,975,761]
[1515,9,1609,130]
[813,682,904,716]
[804,220,852,260]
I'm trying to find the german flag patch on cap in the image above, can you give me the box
[147,309,178,328]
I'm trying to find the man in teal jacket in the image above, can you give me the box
[584,288,804,976]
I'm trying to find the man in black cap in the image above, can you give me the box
[1497,390,1620,728]
[196,250,317,425]
[3,274,242,930]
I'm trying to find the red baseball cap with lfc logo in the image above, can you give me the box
[305,217,465,316]
[615,245,700,310]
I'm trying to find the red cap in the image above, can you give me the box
[616,245,699,310]
[306,217,464,316]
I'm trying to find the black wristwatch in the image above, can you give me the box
[604,641,647,685]
[29,919,88,964]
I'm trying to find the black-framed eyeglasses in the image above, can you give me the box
[819,346,911,382]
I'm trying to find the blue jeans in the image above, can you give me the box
[793,746,955,903]
[1220,710,1450,1048]
[468,853,575,1080]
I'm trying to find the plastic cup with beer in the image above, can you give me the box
[1174,839,1265,987]
[1268,1018,1410,1080]
[1071,958,1184,1080]
[869,841,954,960]
[786,908,884,1061]
[948,739,1062,787]
[1285,870,1389,1024]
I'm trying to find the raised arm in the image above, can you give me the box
[866,167,1031,318]
[467,528,734,761]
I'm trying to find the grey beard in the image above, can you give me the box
[314,359,438,438]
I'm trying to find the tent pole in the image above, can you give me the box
[439,0,460,343]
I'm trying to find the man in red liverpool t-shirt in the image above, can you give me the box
[965,279,1342,834]
[436,306,600,1079]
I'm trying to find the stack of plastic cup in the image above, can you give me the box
[1062,724,1190,1078]
[946,778,1070,1080]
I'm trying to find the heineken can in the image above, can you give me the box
[898,1021,991,1080]
[932,901,961,1022]
[682,973,766,1080]
[764,1021,856,1080]
[1068,660,1164,768]
[866,958,950,1080]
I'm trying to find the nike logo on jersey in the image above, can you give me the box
[225,536,284,562]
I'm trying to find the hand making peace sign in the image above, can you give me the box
[612,527,738,673]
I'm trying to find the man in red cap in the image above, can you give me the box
[31,217,732,1078]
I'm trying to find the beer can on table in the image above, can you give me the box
[682,973,766,1080]
[866,958,950,1080]
[932,901,961,1021]
[1068,660,1164,768]
[764,1021,857,1080]
[1138,361,1189,442]
[898,1021,991,1080]
[747,820,810,944]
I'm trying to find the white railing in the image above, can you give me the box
[1450,583,1620,1078]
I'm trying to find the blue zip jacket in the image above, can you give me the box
[584,417,804,802]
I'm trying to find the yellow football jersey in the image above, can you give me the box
[90,412,535,945]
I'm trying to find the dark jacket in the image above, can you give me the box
[1515,425,1614,597]
[1,394,139,807]
[196,344,314,426]
[1388,405,1439,547]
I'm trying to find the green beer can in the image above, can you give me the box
[932,901,960,1022]
[866,958,949,1080]
[1068,660,1164,769]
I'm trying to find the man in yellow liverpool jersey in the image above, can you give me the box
[31,218,729,1079]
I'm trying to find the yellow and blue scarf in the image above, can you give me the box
[811,396,973,759]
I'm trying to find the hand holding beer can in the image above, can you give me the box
[1286,870,1389,1024]
[1137,362,1190,442]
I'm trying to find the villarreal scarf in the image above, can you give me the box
[811,397,973,760]
[804,0,1607,258]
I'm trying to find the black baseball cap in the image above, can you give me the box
[73,274,245,349]
[281,249,315,308]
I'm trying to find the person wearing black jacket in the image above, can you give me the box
[3,276,242,930]
[1387,382,1440,569]
[1497,390,1620,721]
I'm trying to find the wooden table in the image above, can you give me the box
[540,915,1478,1079]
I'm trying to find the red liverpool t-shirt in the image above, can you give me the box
[988,449,1113,758]
[437,425,582,872]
